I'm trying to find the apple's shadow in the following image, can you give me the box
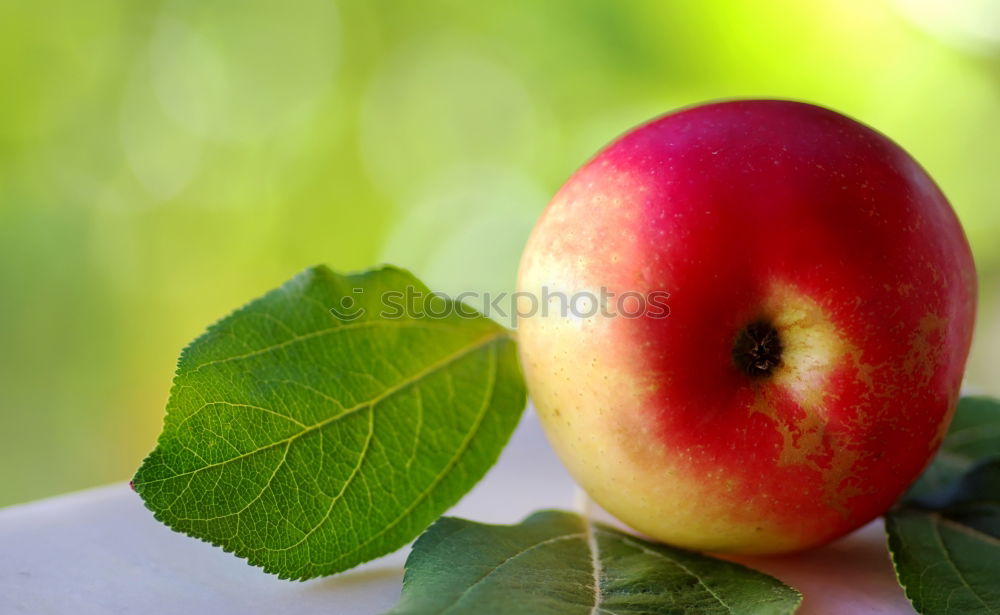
[727,520,911,614]
[300,563,404,611]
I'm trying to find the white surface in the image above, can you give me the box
[1,412,913,614]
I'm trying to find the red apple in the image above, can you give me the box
[516,100,976,553]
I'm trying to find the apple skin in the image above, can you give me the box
[516,100,976,554]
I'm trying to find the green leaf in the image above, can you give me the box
[132,265,527,580]
[941,397,1000,461]
[907,396,1000,501]
[912,460,1000,542]
[889,397,1000,612]
[886,510,1000,614]
[887,459,1000,614]
[387,510,802,615]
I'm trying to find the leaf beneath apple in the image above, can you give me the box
[387,510,802,615]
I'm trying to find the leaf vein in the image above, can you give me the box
[188,319,464,374]
[141,332,506,487]
[308,341,503,571]
[931,513,998,613]
[612,533,736,613]
[439,532,587,614]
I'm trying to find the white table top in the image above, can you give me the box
[1,411,914,614]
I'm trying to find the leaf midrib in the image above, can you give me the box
[187,319,473,374]
[586,518,604,615]
[139,329,508,486]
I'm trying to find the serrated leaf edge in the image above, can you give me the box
[132,265,523,580]
[886,509,1000,614]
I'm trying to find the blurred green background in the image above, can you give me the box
[2,0,1000,507]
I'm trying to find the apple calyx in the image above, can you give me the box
[733,320,783,378]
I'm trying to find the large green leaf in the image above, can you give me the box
[387,511,802,615]
[888,459,1000,614]
[132,265,526,580]
[906,396,1000,501]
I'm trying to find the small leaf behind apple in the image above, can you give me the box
[906,396,1000,501]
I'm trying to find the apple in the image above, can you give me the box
[516,100,976,553]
